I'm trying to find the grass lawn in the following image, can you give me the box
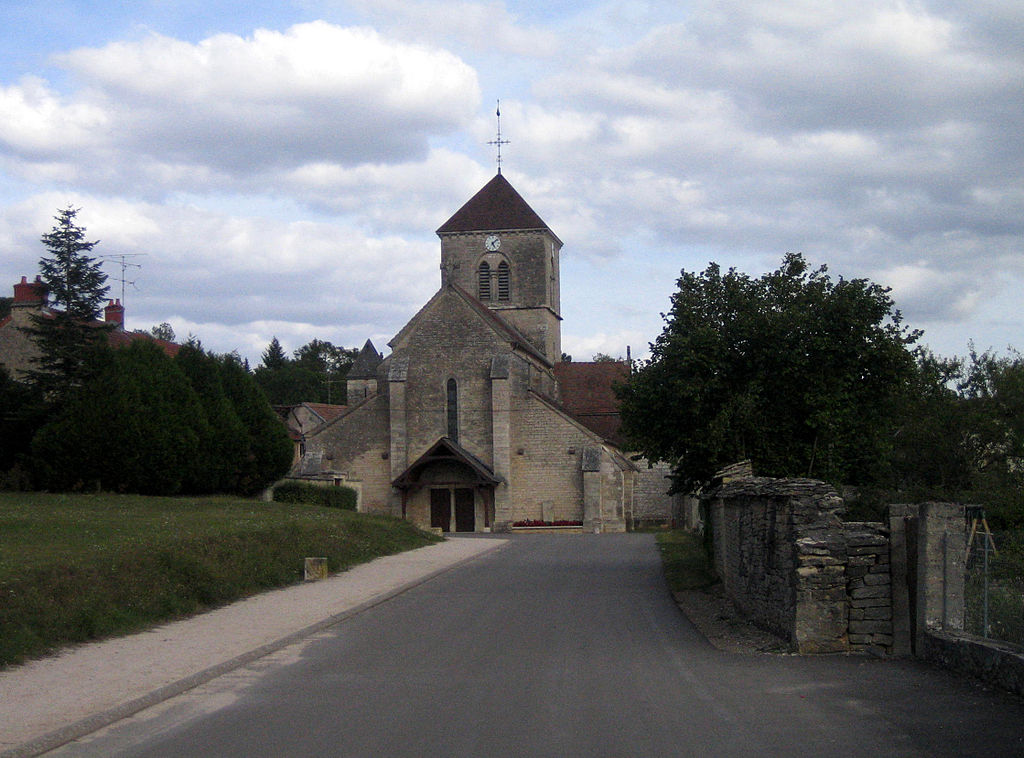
[656,529,717,592]
[0,492,441,667]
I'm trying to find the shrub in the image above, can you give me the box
[273,480,357,510]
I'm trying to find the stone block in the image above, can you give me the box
[848,634,874,645]
[846,533,888,547]
[848,545,886,555]
[849,619,892,635]
[846,566,869,578]
[863,573,891,586]
[304,557,329,581]
[851,585,890,599]
[862,606,893,620]
[851,597,891,609]
[800,555,842,567]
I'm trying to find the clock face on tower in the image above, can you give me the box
[484,234,501,252]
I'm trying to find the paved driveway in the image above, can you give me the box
[50,534,1024,757]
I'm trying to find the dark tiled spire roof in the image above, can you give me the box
[348,339,383,379]
[436,173,549,234]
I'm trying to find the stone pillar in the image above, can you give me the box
[387,356,409,516]
[490,356,512,526]
[582,447,602,532]
[915,502,966,652]
[887,504,916,656]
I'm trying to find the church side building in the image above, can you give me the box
[302,173,672,532]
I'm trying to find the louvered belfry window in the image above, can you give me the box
[497,261,510,300]
[478,262,491,300]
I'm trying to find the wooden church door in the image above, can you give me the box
[430,489,450,530]
[454,488,475,532]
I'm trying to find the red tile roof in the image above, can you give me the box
[552,361,630,445]
[436,173,550,234]
[109,329,180,358]
[303,403,347,424]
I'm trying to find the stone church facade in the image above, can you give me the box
[301,173,673,532]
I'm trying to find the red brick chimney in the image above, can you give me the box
[12,275,46,306]
[104,299,125,329]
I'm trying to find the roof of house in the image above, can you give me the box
[436,173,551,235]
[303,403,347,424]
[110,329,180,358]
[552,361,630,445]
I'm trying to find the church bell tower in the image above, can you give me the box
[436,173,562,364]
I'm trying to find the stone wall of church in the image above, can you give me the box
[632,460,675,522]
[441,230,554,309]
[504,392,594,525]
[440,230,561,362]
[394,291,506,465]
[304,394,393,514]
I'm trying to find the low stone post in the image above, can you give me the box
[304,557,329,581]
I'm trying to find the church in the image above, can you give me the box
[300,172,673,532]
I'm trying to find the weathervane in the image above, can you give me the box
[487,100,510,174]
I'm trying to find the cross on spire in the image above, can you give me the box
[487,100,510,174]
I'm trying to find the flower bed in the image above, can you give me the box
[511,519,583,527]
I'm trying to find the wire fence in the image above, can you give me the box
[964,512,1024,648]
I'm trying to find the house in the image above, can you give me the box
[298,173,674,532]
[0,275,178,380]
[274,402,349,467]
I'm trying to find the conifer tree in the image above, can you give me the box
[28,207,110,402]
[261,337,287,370]
[219,356,293,494]
[175,345,250,493]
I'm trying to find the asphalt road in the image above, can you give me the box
[50,534,1024,757]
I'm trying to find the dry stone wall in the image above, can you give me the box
[706,477,893,654]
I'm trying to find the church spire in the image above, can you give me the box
[487,100,510,175]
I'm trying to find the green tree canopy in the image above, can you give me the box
[149,322,176,342]
[31,342,203,494]
[261,336,287,369]
[219,355,294,495]
[617,253,920,492]
[254,337,358,405]
[174,344,250,493]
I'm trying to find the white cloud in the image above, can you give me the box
[2,1,1023,364]
[0,22,480,191]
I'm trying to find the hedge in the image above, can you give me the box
[273,480,358,510]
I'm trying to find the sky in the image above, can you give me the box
[1,0,1021,367]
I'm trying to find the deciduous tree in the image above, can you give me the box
[617,253,920,492]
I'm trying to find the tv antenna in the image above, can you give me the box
[488,100,510,174]
[99,253,146,305]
